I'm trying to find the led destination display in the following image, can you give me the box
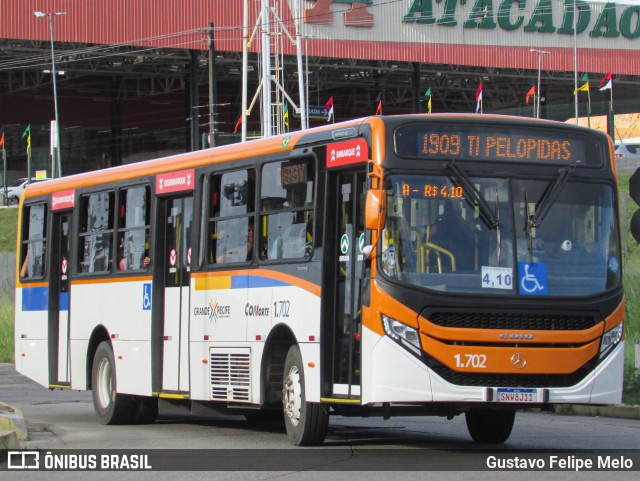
[396,124,601,166]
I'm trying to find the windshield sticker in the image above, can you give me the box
[608,256,620,274]
[518,262,548,296]
[481,266,513,290]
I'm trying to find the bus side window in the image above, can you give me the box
[20,203,48,279]
[117,186,150,271]
[78,192,115,273]
[208,169,255,265]
[258,159,314,261]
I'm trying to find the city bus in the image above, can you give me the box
[15,114,625,445]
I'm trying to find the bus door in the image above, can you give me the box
[159,195,193,393]
[323,169,366,399]
[48,212,72,386]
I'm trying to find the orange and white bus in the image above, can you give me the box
[15,114,625,445]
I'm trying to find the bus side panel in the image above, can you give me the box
[70,281,152,396]
[14,286,50,387]
[102,280,153,396]
[69,339,89,390]
[361,325,433,404]
[589,342,624,404]
[190,273,321,403]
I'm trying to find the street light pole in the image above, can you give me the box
[530,49,550,119]
[35,11,66,178]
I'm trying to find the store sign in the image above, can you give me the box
[304,0,640,39]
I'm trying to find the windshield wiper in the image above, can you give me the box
[528,166,575,229]
[445,161,501,230]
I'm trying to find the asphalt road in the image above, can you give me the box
[1,363,639,480]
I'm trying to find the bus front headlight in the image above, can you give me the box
[600,322,624,359]
[381,314,422,356]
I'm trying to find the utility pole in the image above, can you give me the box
[208,22,218,148]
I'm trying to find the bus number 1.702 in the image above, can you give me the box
[454,354,487,369]
[274,300,290,318]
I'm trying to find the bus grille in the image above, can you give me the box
[425,311,599,331]
[428,361,595,388]
[210,348,251,402]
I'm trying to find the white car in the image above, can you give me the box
[3,178,39,205]
[615,141,640,164]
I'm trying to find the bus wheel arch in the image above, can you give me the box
[86,325,110,390]
[260,323,297,407]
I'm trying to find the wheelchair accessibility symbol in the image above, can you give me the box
[142,283,152,310]
[518,262,548,296]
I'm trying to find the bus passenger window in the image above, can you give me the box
[20,203,47,279]
[258,159,314,261]
[117,186,150,271]
[208,169,255,265]
[78,192,114,274]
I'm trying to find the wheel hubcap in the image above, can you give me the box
[283,365,301,426]
[96,357,113,409]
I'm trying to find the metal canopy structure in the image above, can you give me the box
[1,0,640,177]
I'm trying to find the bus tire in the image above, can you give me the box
[282,345,328,446]
[465,408,515,443]
[91,341,135,425]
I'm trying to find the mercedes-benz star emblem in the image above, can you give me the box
[511,353,527,369]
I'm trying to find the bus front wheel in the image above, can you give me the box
[91,341,136,425]
[282,345,329,446]
[465,408,515,443]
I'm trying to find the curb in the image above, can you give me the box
[554,404,640,420]
[0,402,28,442]
[0,429,18,450]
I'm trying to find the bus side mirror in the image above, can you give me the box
[630,168,640,243]
[365,189,386,231]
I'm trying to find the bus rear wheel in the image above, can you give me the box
[282,345,329,446]
[465,408,515,443]
[91,341,136,425]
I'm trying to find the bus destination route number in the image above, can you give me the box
[421,132,572,162]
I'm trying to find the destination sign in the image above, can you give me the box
[395,124,601,166]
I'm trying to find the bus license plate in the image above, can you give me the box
[496,388,537,403]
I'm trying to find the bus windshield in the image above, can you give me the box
[380,173,620,297]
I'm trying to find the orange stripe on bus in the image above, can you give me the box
[72,275,153,285]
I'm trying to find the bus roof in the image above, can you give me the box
[22,113,606,200]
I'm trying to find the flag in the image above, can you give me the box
[526,85,536,105]
[324,96,334,122]
[22,124,31,153]
[0,128,4,149]
[424,88,432,113]
[233,115,242,134]
[599,72,613,91]
[375,92,382,115]
[475,82,483,113]
[283,102,289,129]
[574,73,589,94]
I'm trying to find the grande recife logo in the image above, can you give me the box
[156,169,195,195]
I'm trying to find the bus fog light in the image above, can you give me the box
[600,322,624,357]
[382,315,421,354]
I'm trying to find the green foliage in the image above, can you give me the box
[0,207,18,252]
[623,364,640,405]
[0,291,14,363]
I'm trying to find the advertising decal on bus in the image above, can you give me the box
[155,169,195,194]
[51,190,76,211]
[326,138,368,168]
